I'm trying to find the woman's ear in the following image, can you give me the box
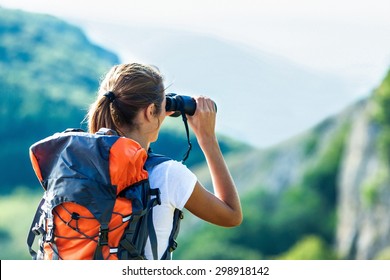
[144,103,156,122]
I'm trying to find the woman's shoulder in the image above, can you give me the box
[150,159,191,174]
[149,159,196,185]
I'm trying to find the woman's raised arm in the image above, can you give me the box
[184,96,242,227]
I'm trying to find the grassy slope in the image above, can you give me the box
[0,189,42,259]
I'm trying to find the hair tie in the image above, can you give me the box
[103,91,116,103]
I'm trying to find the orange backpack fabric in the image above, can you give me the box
[27,128,160,260]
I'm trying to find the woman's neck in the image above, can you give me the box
[124,131,150,151]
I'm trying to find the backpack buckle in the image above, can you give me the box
[32,223,46,236]
[45,217,54,243]
[169,240,178,252]
[98,225,109,246]
[149,188,161,206]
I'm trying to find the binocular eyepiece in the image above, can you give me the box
[165,93,216,117]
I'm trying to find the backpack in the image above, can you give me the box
[27,128,181,260]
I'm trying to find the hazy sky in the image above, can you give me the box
[2,0,390,98]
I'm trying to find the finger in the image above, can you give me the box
[197,96,211,108]
[201,97,215,112]
[207,98,216,112]
[193,96,216,113]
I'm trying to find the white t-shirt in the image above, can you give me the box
[144,160,197,260]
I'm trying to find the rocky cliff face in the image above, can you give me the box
[336,98,390,259]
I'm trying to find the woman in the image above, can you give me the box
[88,62,242,259]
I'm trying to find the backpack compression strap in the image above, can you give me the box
[118,185,160,260]
[27,197,45,259]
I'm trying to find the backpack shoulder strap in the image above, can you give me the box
[144,152,172,171]
[161,208,184,260]
[145,151,184,260]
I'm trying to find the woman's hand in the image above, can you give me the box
[187,96,217,146]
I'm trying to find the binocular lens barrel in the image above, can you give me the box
[165,93,217,117]
[165,93,196,117]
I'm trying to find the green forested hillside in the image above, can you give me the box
[176,111,351,260]
[372,69,390,166]
[0,7,119,191]
[0,7,250,194]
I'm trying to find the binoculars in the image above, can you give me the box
[165,93,216,117]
